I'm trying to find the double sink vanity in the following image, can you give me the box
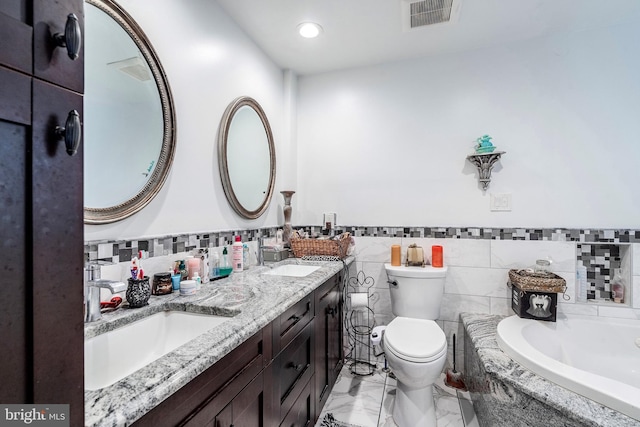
[85,258,350,426]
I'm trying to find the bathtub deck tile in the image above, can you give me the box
[461,313,640,427]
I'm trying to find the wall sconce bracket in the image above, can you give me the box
[466,151,505,191]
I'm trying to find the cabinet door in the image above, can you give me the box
[0,2,32,73]
[33,0,84,92]
[314,273,343,418]
[213,372,265,427]
[229,371,265,427]
[0,65,31,403]
[280,377,314,427]
[328,274,344,387]
[0,1,84,425]
[31,78,84,421]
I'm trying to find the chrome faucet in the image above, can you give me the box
[85,263,127,322]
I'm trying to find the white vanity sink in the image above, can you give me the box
[85,311,230,390]
[262,264,321,277]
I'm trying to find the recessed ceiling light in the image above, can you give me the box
[297,22,323,39]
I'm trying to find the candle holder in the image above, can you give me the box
[280,190,295,247]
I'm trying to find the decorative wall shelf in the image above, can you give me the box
[466,151,505,191]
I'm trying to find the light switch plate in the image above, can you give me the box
[490,193,512,211]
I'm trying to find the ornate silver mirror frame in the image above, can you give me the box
[218,97,276,219]
[84,0,176,224]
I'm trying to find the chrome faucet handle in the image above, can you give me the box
[86,279,127,294]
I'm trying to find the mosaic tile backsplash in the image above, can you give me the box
[85,226,640,262]
[85,226,638,304]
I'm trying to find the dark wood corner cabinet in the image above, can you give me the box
[134,271,344,427]
[0,1,85,426]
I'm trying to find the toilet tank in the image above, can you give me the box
[384,264,448,320]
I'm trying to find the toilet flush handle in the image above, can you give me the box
[388,280,398,287]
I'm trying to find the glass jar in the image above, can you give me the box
[534,259,551,274]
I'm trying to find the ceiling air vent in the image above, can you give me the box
[402,0,461,31]
[107,56,152,82]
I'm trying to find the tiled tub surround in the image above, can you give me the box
[86,226,640,379]
[461,313,640,427]
[497,313,640,421]
[344,229,640,377]
[84,257,352,427]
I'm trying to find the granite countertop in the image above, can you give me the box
[85,257,353,427]
[460,313,640,427]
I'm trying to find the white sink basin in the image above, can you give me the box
[85,311,230,390]
[262,264,321,277]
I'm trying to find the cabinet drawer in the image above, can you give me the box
[273,295,314,354]
[314,272,342,310]
[276,319,314,421]
[280,375,314,427]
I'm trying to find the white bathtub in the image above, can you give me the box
[497,314,640,422]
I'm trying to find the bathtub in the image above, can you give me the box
[497,313,640,422]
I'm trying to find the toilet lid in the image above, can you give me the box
[385,317,446,363]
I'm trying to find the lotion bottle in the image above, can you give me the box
[232,235,244,272]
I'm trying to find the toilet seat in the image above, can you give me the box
[385,317,446,363]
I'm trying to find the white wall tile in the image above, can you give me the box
[633,275,640,309]
[440,239,491,268]
[353,236,401,263]
[490,297,511,316]
[399,238,491,268]
[555,271,576,304]
[597,305,640,320]
[490,240,576,272]
[440,294,491,322]
[445,267,510,298]
[633,244,640,276]
[557,302,598,316]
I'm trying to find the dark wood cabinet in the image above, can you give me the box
[274,320,315,423]
[314,272,344,419]
[280,376,314,427]
[132,272,345,427]
[134,326,271,427]
[213,371,266,427]
[0,1,84,425]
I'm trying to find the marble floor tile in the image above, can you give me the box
[316,368,386,427]
[316,366,473,427]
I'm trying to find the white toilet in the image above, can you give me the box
[382,264,448,427]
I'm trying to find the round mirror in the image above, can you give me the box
[218,97,276,219]
[84,0,176,224]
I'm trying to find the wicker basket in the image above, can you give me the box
[508,269,566,293]
[290,232,351,259]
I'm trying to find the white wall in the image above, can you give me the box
[84,0,291,241]
[296,22,640,229]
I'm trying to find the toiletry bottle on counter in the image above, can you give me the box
[192,271,201,290]
[243,243,249,268]
[210,251,220,278]
[222,247,229,268]
[232,235,244,272]
[178,260,188,281]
